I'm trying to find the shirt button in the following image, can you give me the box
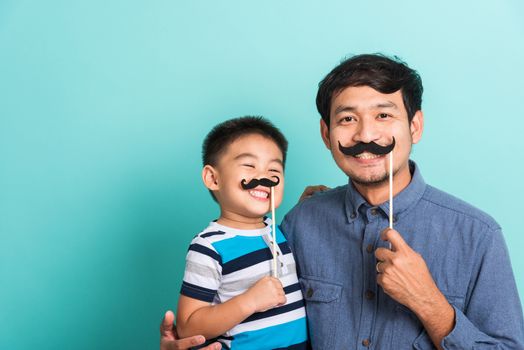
[350,212,356,219]
[366,244,373,253]
[362,339,371,347]
[370,208,378,216]
[365,290,375,300]
[306,288,314,298]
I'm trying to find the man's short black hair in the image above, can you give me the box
[202,115,288,168]
[316,53,423,126]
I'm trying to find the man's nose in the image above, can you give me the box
[352,119,381,143]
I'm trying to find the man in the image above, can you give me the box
[162,54,524,349]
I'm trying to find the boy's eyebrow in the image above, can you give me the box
[234,153,283,166]
[234,153,257,160]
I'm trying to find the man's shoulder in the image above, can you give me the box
[421,185,501,231]
[293,185,347,210]
[283,185,347,224]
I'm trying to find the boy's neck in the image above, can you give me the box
[217,212,267,230]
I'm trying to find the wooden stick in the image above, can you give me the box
[388,152,393,250]
[271,186,278,277]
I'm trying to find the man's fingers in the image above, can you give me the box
[299,185,330,202]
[201,343,222,350]
[174,335,207,348]
[160,310,175,338]
[381,228,408,252]
[375,247,394,262]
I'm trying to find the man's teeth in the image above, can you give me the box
[354,152,382,159]
[249,190,269,199]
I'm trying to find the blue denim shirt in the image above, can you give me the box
[281,161,524,349]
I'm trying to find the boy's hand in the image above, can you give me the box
[243,276,286,313]
[160,310,222,350]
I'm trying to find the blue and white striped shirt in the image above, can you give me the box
[180,218,308,350]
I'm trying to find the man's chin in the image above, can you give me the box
[349,174,389,187]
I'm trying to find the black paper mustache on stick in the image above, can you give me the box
[338,137,396,156]
[241,176,280,190]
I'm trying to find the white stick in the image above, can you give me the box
[389,152,394,230]
[271,186,278,277]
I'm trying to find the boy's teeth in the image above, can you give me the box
[354,152,381,159]
[249,190,269,199]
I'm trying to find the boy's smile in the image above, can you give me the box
[248,188,270,201]
[202,133,285,229]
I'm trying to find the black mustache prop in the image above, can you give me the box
[338,137,396,156]
[241,176,280,190]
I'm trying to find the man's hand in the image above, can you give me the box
[243,276,286,313]
[299,185,329,202]
[160,310,221,350]
[375,228,454,349]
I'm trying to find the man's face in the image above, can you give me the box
[205,133,285,220]
[321,86,423,186]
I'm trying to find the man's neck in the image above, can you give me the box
[353,162,413,206]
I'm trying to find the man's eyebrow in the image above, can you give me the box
[334,101,399,115]
[373,101,398,109]
[334,105,358,114]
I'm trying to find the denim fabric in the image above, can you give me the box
[281,161,524,349]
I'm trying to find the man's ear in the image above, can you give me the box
[202,165,220,191]
[410,110,424,144]
[320,118,332,150]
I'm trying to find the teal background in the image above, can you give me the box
[1,1,523,349]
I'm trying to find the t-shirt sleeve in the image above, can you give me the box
[180,235,223,303]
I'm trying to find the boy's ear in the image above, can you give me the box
[202,165,220,191]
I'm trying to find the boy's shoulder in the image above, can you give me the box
[191,222,230,246]
[191,217,273,245]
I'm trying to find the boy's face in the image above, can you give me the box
[204,133,285,222]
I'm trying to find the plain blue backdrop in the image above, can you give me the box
[1,1,523,349]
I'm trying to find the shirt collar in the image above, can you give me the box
[344,160,427,223]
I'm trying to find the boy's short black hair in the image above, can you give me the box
[202,116,288,168]
[316,53,423,126]
[202,116,288,202]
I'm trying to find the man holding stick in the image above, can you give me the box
[163,54,524,349]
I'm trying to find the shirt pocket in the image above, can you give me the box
[395,295,465,350]
[299,276,343,350]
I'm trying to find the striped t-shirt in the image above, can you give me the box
[180,218,308,350]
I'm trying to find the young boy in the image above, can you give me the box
[176,116,307,349]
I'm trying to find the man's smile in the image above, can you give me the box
[353,152,384,160]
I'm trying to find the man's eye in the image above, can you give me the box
[269,169,281,173]
[378,113,390,119]
[242,164,255,168]
[340,116,354,123]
